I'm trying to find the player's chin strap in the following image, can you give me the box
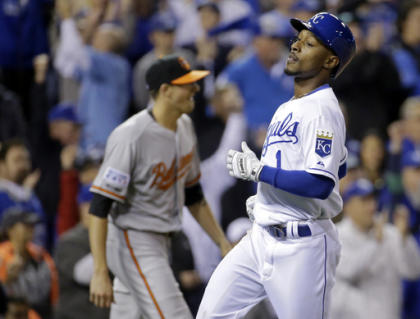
[226,142,263,183]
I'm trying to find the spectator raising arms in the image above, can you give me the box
[55,0,130,154]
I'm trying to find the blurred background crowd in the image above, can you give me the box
[0,0,419,318]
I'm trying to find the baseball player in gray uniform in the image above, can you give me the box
[88,55,232,319]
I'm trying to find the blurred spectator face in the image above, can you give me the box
[92,28,112,52]
[210,85,243,121]
[133,0,156,17]
[365,22,385,52]
[49,120,80,145]
[293,9,315,21]
[150,30,175,53]
[5,301,28,319]
[360,133,384,173]
[198,6,220,31]
[291,1,319,20]
[339,167,362,194]
[348,21,364,52]
[7,222,34,247]
[79,162,100,185]
[402,99,420,143]
[274,0,295,11]
[0,145,30,185]
[148,13,177,53]
[401,6,420,46]
[254,36,284,66]
[92,25,125,53]
[345,194,377,230]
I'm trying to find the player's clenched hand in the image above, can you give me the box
[226,142,263,182]
[90,269,114,308]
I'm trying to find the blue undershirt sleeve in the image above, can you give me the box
[259,166,335,199]
[338,162,347,179]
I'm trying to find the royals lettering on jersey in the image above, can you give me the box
[262,112,300,156]
[255,85,347,223]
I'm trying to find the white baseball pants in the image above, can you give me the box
[197,220,341,319]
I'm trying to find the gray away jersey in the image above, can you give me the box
[91,110,201,233]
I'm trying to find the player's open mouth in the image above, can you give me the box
[287,53,298,63]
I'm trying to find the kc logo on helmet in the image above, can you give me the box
[315,130,333,157]
[312,13,325,24]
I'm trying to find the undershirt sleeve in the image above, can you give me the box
[259,166,335,199]
[89,193,114,218]
[338,162,347,179]
[185,183,204,206]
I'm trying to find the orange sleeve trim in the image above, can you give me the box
[123,230,165,319]
[185,173,201,187]
[91,185,126,200]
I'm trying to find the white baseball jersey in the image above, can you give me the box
[198,85,345,319]
[90,110,201,233]
[254,84,347,225]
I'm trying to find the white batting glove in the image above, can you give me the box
[226,142,263,182]
[246,195,256,222]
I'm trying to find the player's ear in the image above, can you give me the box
[324,55,339,72]
[159,83,172,97]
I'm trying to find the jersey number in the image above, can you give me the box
[276,150,281,169]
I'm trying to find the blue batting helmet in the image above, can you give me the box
[290,12,356,78]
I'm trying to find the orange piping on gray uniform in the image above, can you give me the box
[123,230,165,319]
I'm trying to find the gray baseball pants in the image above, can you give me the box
[107,222,193,319]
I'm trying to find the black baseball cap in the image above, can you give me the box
[145,55,210,91]
[0,207,41,231]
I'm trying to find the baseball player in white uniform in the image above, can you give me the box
[197,12,356,319]
[88,55,232,319]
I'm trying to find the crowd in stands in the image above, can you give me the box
[0,0,419,318]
